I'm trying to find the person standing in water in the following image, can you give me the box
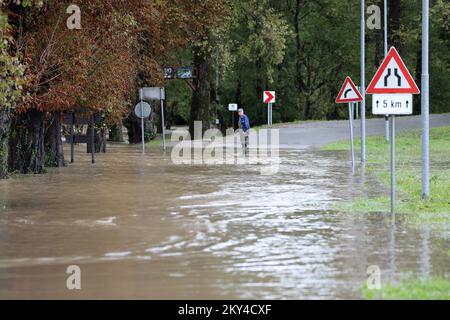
[238,108,250,150]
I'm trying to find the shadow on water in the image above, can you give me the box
[0,144,448,299]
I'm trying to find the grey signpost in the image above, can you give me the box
[390,114,396,216]
[134,99,152,155]
[263,91,275,126]
[349,103,356,169]
[140,89,145,155]
[142,87,166,151]
[368,47,420,217]
[228,103,238,128]
[421,0,430,199]
[160,87,166,151]
[384,0,390,143]
[268,103,273,126]
[336,76,362,169]
[360,0,366,163]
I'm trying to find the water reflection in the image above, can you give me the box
[0,145,448,299]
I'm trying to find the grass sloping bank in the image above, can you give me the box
[323,126,450,225]
[324,126,450,300]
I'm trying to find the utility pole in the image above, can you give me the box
[421,0,430,199]
[361,0,366,162]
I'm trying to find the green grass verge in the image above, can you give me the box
[324,126,450,223]
[146,135,167,148]
[362,276,450,300]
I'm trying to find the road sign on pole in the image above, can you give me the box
[263,91,276,104]
[367,46,420,217]
[336,78,360,168]
[143,87,166,100]
[134,102,152,119]
[336,77,363,103]
[139,89,145,155]
[229,103,238,128]
[160,87,166,151]
[263,91,275,125]
[367,47,420,94]
[141,87,166,150]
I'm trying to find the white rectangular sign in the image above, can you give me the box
[228,103,238,111]
[143,87,165,100]
[372,94,413,115]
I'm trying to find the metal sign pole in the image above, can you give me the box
[356,86,361,119]
[232,111,235,129]
[384,0,390,143]
[161,88,167,151]
[140,88,145,155]
[421,0,430,199]
[390,115,396,218]
[91,115,95,164]
[349,103,356,169]
[270,103,273,125]
[269,103,271,125]
[70,112,75,163]
[361,0,366,163]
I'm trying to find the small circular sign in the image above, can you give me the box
[134,102,152,119]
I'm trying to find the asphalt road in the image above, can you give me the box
[278,113,450,149]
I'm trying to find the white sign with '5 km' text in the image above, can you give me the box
[372,94,413,115]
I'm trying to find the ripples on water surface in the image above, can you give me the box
[0,145,448,299]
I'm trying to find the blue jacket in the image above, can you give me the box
[240,114,250,132]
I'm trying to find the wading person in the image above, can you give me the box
[238,108,251,151]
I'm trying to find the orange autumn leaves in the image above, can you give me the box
[19,0,225,124]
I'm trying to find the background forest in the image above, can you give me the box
[1,0,449,177]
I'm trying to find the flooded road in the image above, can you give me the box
[0,144,448,299]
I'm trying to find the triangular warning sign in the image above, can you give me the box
[367,47,420,94]
[336,76,363,103]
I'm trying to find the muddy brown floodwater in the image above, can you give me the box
[0,144,448,299]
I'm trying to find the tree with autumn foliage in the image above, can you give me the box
[0,0,226,176]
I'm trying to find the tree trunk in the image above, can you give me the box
[233,79,242,130]
[303,96,312,120]
[124,115,141,144]
[303,56,312,119]
[124,114,155,144]
[9,109,46,174]
[414,48,422,115]
[190,46,212,137]
[87,125,107,153]
[45,112,65,167]
[108,124,124,142]
[0,108,10,179]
